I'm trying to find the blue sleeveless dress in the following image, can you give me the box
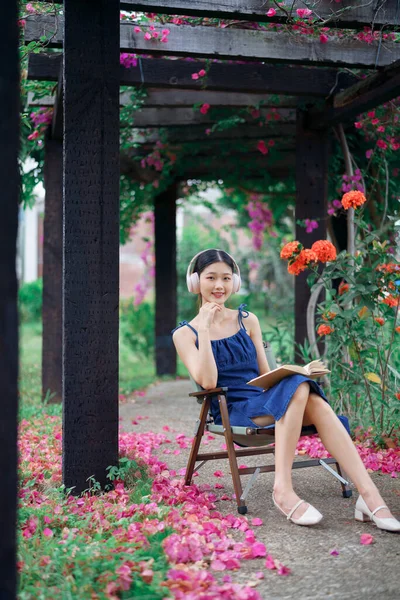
[172,304,330,429]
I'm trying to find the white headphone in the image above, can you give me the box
[186,249,241,294]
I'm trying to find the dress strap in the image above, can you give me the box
[171,321,199,341]
[238,303,249,330]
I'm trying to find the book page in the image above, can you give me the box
[247,362,329,390]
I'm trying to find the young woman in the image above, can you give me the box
[172,248,400,530]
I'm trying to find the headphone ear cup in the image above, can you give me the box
[187,272,200,294]
[232,273,241,293]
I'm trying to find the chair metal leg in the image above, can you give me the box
[218,394,247,514]
[335,461,353,498]
[184,396,211,486]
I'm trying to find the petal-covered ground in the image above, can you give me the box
[18,406,399,598]
[18,415,290,599]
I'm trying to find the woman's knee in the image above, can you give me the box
[294,382,310,401]
[305,393,331,415]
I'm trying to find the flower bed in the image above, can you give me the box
[18,415,288,599]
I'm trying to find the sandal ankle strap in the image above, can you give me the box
[287,499,305,520]
[371,504,388,516]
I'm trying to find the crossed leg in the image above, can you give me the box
[252,383,395,520]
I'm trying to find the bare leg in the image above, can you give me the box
[303,393,394,519]
[254,382,311,519]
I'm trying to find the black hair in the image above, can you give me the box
[193,249,236,277]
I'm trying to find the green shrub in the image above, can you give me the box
[19,278,43,323]
[120,299,155,358]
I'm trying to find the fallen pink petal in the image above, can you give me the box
[360,533,375,545]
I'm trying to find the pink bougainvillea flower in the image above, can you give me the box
[277,564,291,576]
[265,554,277,570]
[360,533,375,545]
[144,32,152,40]
[200,103,210,115]
[305,218,318,233]
[252,517,263,526]
[296,8,312,18]
[43,528,53,537]
[198,69,206,77]
[330,549,340,556]
[191,72,199,80]
[213,470,224,477]
[257,140,268,155]
[134,26,141,33]
[266,8,276,17]
[320,34,329,43]
[354,122,363,129]
[366,149,373,159]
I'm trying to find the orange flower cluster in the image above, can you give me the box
[341,190,367,210]
[311,240,337,263]
[338,281,350,295]
[382,295,400,308]
[281,239,337,276]
[374,317,385,326]
[376,262,400,274]
[287,249,318,275]
[322,311,336,321]
[317,324,334,336]
[280,241,303,260]
[396,392,400,400]
[396,326,400,334]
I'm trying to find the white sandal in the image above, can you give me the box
[355,495,400,532]
[272,492,323,526]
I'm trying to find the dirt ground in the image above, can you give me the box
[120,379,400,600]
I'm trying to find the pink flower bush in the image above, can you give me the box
[120,53,138,68]
[296,8,312,18]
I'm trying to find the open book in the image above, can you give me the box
[247,360,330,390]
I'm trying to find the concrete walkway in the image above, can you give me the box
[120,380,400,600]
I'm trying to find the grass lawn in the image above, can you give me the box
[20,321,188,413]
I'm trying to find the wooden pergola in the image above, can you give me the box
[2,1,400,595]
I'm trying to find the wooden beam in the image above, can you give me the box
[130,123,297,143]
[0,1,19,597]
[310,58,400,129]
[121,152,295,181]
[28,53,358,97]
[132,138,295,154]
[124,106,295,127]
[25,15,400,67]
[42,134,63,405]
[122,0,400,29]
[295,109,328,354]
[29,88,301,109]
[35,0,400,30]
[62,0,119,494]
[154,183,177,376]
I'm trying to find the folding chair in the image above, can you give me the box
[184,342,352,515]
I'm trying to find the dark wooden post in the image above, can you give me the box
[42,132,63,403]
[0,1,19,596]
[295,109,328,355]
[154,182,177,375]
[63,0,120,493]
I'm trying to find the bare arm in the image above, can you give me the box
[172,302,221,389]
[246,312,270,375]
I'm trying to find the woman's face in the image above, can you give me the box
[199,261,234,304]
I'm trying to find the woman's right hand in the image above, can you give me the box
[198,302,222,329]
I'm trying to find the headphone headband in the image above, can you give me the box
[186,248,241,294]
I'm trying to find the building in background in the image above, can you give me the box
[18,186,252,298]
